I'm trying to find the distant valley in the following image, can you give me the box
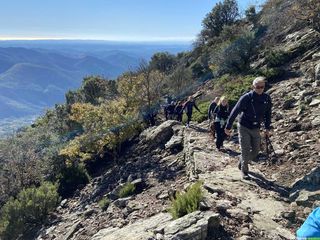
[0,40,190,136]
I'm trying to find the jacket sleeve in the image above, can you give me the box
[225,95,247,130]
[264,95,272,130]
[208,103,212,119]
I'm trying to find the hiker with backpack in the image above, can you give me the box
[208,97,220,138]
[224,77,272,180]
[213,96,230,151]
[182,96,202,128]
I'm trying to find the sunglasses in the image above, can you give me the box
[255,85,265,89]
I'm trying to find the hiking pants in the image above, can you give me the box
[238,124,261,174]
[214,122,225,149]
[186,113,192,125]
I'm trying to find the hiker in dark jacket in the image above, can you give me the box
[182,96,201,127]
[174,101,183,122]
[167,101,175,120]
[208,97,219,138]
[208,97,219,120]
[213,96,229,150]
[225,77,272,180]
[163,104,169,120]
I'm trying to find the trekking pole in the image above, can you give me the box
[265,134,277,164]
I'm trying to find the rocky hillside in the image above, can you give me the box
[35,26,320,238]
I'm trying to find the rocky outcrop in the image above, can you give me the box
[140,120,181,149]
[92,211,220,240]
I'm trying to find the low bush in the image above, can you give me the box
[265,50,290,67]
[98,197,110,210]
[190,100,210,123]
[118,183,136,198]
[214,75,255,106]
[259,67,286,81]
[169,181,203,219]
[58,164,90,198]
[0,182,60,240]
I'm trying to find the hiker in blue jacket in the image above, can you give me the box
[297,207,320,239]
[225,77,272,180]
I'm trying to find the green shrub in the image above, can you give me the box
[0,182,60,240]
[98,197,110,210]
[58,164,90,198]
[265,50,290,67]
[191,100,211,123]
[214,75,255,106]
[118,183,135,198]
[260,67,285,81]
[211,32,256,74]
[169,181,203,219]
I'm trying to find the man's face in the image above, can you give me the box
[253,82,265,95]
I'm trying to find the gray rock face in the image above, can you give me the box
[91,211,219,240]
[315,62,320,80]
[290,167,320,206]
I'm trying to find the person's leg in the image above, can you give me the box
[238,124,252,175]
[250,129,261,161]
[214,122,222,149]
[186,114,192,126]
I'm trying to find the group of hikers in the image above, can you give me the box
[166,76,272,181]
[208,76,272,180]
[162,76,319,238]
[149,76,315,238]
[163,96,202,127]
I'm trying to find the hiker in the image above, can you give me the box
[297,207,320,239]
[208,97,220,138]
[182,96,201,127]
[163,104,169,120]
[142,105,157,126]
[167,101,176,120]
[224,77,272,180]
[213,96,229,150]
[174,101,183,122]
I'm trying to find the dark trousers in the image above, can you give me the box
[177,114,183,122]
[214,122,226,149]
[186,114,192,125]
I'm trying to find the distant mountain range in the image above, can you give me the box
[0,40,191,121]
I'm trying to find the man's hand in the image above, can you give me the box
[225,128,232,136]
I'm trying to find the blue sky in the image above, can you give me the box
[0,0,265,41]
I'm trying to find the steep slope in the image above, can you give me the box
[35,24,320,239]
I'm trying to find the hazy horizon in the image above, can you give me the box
[0,0,266,42]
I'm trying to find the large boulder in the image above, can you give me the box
[140,120,181,149]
